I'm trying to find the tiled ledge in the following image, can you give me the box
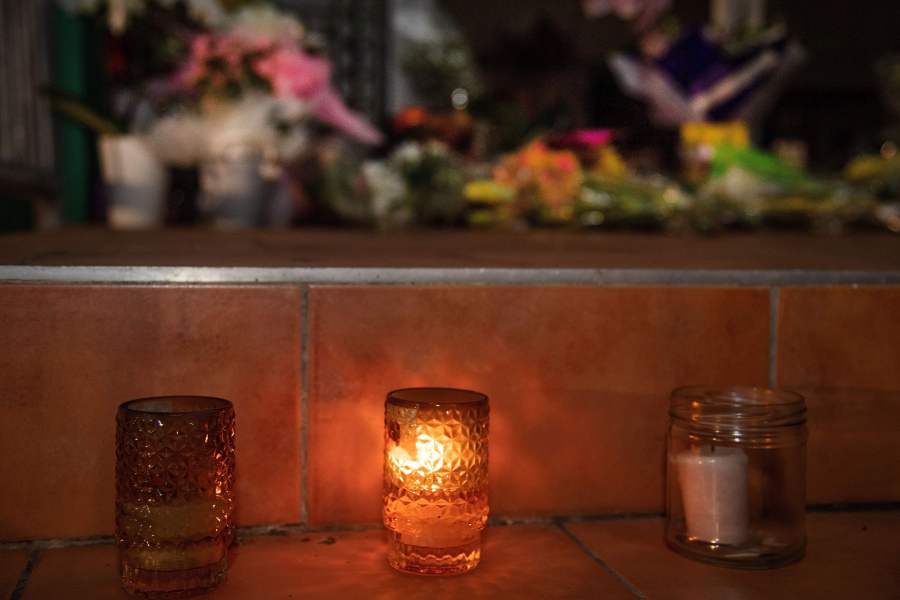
[3,513,897,599]
[2,229,900,285]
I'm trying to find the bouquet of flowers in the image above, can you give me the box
[475,140,584,225]
[609,23,805,127]
[316,140,465,229]
[147,6,381,169]
[359,141,466,227]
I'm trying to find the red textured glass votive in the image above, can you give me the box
[116,396,236,597]
[383,388,489,575]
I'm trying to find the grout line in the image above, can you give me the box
[559,512,664,524]
[299,285,310,526]
[556,522,646,599]
[235,523,308,541]
[232,522,383,543]
[5,504,897,551]
[293,522,382,534]
[10,549,40,600]
[488,512,663,527]
[808,501,900,513]
[0,536,114,552]
[489,516,557,526]
[768,287,780,387]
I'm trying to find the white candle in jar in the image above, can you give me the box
[674,446,749,545]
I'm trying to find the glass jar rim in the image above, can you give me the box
[670,386,806,428]
[119,395,233,416]
[387,387,488,408]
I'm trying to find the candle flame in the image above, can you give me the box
[389,433,446,479]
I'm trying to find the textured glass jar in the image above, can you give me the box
[116,396,236,597]
[666,386,807,569]
[383,388,489,575]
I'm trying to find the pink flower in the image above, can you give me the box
[252,45,383,144]
[174,34,214,87]
[313,88,383,146]
[253,47,330,100]
[168,31,382,145]
[191,34,212,60]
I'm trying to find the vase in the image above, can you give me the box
[98,135,168,229]
[199,149,273,229]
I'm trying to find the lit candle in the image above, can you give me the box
[674,445,749,546]
[383,388,489,575]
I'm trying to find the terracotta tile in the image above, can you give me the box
[779,288,900,389]
[24,525,631,599]
[800,388,900,504]
[22,545,126,600]
[778,288,900,504]
[0,285,301,540]
[0,550,29,599]
[309,286,770,525]
[566,512,900,599]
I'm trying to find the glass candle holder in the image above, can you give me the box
[383,388,489,575]
[116,396,236,597]
[666,386,807,569]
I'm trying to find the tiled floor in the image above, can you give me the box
[566,512,900,600]
[6,513,899,599]
[0,550,28,599]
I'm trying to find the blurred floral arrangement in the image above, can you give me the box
[313,119,897,234]
[51,0,899,234]
[476,140,584,226]
[318,140,465,229]
[55,0,381,228]
[148,10,381,169]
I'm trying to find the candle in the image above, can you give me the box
[674,445,749,546]
[666,386,807,567]
[383,388,489,575]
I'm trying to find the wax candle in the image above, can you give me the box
[674,445,749,546]
[383,388,489,575]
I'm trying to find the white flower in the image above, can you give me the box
[200,95,311,165]
[227,5,304,43]
[362,161,408,222]
[205,96,277,159]
[275,127,309,164]
[272,97,311,123]
[392,141,424,166]
[145,110,209,167]
[184,0,227,28]
[424,139,449,157]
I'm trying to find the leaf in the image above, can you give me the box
[41,88,122,135]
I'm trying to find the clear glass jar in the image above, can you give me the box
[666,386,806,569]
